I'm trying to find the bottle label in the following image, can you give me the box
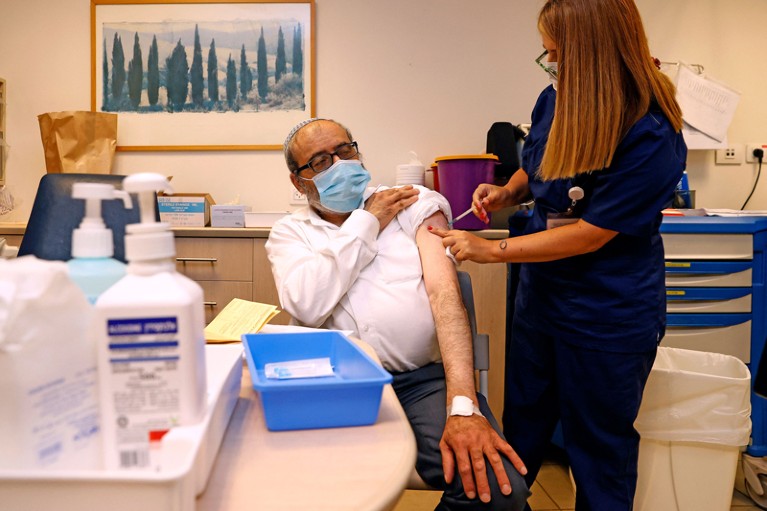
[105,316,182,469]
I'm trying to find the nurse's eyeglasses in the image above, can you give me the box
[296,142,359,175]
[535,50,558,80]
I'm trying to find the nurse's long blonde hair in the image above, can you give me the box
[537,0,683,181]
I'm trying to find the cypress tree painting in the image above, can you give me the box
[165,40,189,112]
[256,27,268,102]
[93,2,312,149]
[207,39,219,104]
[275,26,286,83]
[147,35,160,107]
[226,54,237,109]
[190,25,205,108]
[100,19,306,114]
[127,32,143,110]
[110,34,125,109]
[292,23,303,77]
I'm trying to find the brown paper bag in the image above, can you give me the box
[37,111,117,174]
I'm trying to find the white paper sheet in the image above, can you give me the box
[675,63,740,143]
[682,121,727,150]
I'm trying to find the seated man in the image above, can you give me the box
[266,118,529,510]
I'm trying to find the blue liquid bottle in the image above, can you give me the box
[67,183,131,303]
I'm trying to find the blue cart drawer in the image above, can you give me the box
[666,287,752,313]
[664,314,751,362]
[663,233,753,260]
[665,261,752,287]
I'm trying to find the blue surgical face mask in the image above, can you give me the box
[308,159,371,213]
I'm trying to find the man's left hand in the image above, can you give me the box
[429,227,497,263]
[440,415,527,503]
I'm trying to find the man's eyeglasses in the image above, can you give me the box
[535,50,558,79]
[296,141,359,175]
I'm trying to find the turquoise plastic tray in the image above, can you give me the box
[242,331,392,431]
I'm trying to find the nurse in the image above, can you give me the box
[430,0,687,509]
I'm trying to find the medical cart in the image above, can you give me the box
[661,215,767,456]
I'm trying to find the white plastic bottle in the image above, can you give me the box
[93,173,207,471]
[68,183,131,304]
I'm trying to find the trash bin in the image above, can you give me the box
[434,154,498,230]
[634,347,751,511]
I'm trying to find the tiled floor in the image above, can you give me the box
[392,448,764,511]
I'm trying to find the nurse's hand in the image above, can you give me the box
[441,415,527,503]
[364,185,419,231]
[472,184,514,221]
[428,227,496,263]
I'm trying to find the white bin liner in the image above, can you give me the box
[634,347,751,446]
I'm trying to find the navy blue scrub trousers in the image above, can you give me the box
[506,314,657,511]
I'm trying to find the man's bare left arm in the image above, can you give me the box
[416,211,527,503]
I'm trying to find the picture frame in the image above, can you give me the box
[91,0,315,151]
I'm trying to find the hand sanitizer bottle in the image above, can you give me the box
[68,183,131,304]
[93,173,207,471]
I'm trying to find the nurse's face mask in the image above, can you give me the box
[296,142,371,213]
[536,50,558,90]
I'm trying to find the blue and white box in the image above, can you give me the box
[157,193,214,227]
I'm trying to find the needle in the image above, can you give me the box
[449,207,474,228]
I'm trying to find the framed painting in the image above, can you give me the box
[91,0,315,151]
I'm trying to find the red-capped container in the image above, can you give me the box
[435,154,498,230]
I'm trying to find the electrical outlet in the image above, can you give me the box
[714,146,743,165]
[746,143,767,164]
[290,189,308,205]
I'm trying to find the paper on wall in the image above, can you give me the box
[675,63,740,143]
[682,121,727,150]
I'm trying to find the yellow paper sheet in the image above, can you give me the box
[204,298,280,343]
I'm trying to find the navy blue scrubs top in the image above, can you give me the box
[517,85,687,352]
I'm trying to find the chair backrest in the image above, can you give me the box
[18,173,143,263]
[457,270,490,396]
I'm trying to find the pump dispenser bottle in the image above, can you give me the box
[68,183,131,303]
[93,173,207,471]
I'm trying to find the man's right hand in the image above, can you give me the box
[364,185,420,231]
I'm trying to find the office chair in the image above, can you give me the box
[18,173,143,263]
[406,270,491,490]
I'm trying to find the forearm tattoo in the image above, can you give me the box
[499,240,507,250]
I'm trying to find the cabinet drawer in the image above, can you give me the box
[197,280,253,324]
[666,288,751,313]
[663,315,751,363]
[1,234,23,248]
[175,238,253,281]
[665,261,752,287]
[662,234,753,260]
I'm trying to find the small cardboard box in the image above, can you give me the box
[211,205,252,228]
[157,193,215,227]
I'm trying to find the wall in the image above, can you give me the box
[635,0,767,210]
[1,0,766,219]
[0,0,542,222]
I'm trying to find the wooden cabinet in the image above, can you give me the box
[1,234,22,249]
[172,234,292,326]
[174,237,254,324]
[253,238,291,325]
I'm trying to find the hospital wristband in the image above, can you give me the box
[449,395,484,417]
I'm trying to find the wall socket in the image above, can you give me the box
[746,144,767,164]
[290,189,308,204]
[714,146,743,165]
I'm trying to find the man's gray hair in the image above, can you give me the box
[283,118,354,174]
